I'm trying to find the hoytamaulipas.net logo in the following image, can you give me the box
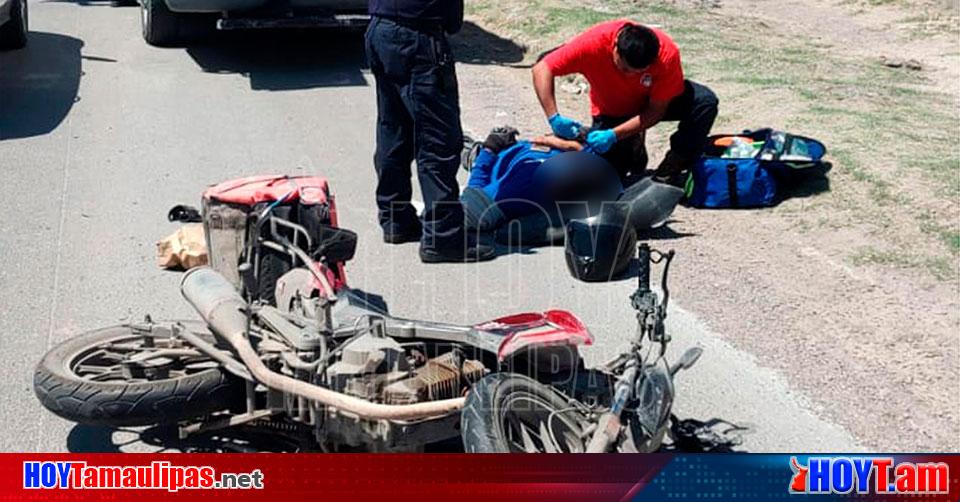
[789,456,949,495]
[23,461,264,492]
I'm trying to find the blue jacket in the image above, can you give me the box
[466,141,559,219]
[463,143,623,232]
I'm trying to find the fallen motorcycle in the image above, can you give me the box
[33,174,701,452]
[33,175,594,452]
[460,243,703,453]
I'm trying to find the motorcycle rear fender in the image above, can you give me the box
[373,310,591,372]
[472,310,593,362]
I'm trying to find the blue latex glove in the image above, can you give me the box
[585,129,617,154]
[548,113,583,140]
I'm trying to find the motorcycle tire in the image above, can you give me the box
[461,373,587,453]
[256,249,291,306]
[34,324,245,427]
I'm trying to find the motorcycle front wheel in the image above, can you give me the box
[461,373,588,453]
[34,323,245,427]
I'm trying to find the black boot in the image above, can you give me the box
[653,150,692,188]
[419,236,496,263]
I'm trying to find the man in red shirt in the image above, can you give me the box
[532,20,718,185]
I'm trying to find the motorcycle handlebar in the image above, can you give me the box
[637,243,651,294]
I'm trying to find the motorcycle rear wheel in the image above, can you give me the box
[34,323,244,427]
[461,373,588,453]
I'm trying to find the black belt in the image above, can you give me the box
[373,15,445,35]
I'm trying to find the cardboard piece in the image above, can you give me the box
[157,224,208,270]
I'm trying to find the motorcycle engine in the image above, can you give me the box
[325,334,485,404]
[383,351,485,405]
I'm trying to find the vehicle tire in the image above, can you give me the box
[461,373,588,453]
[257,250,292,306]
[0,0,28,50]
[140,0,182,47]
[34,324,245,427]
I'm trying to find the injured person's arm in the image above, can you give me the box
[532,134,584,152]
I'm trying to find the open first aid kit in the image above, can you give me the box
[685,129,828,208]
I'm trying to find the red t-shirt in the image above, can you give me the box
[543,20,684,118]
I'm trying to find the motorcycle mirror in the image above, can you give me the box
[670,347,703,376]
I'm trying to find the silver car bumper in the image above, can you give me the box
[216,13,369,30]
[164,0,366,14]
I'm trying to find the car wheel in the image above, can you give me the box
[141,0,182,47]
[0,0,28,50]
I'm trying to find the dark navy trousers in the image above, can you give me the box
[365,16,465,250]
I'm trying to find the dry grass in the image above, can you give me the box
[468,0,960,281]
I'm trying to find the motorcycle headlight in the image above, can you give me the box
[633,360,675,437]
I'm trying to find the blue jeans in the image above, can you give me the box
[365,16,465,250]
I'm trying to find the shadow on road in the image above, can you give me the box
[185,31,368,91]
[668,417,751,453]
[490,220,694,282]
[66,419,745,453]
[67,424,314,453]
[644,221,698,241]
[450,21,526,66]
[0,32,83,140]
[66,423,465,452]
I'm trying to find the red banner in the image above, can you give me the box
[4,453,670,501]
[3,454,959,501]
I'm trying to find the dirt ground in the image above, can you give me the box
[451,0,960,451]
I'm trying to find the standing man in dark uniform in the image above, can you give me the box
[366,0,495,263]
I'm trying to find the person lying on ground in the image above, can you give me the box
[460,127,623,234]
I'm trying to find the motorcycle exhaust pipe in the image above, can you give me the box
[180,267,465,421]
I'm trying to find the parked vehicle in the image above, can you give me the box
[0,0,27,50]
[33,175,595,451]
[461,244,703,453]
[140,0,367,47]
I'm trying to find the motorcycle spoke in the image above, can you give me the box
[501,393,586,453]
[104,342,148,353]
[69,333,220,383]
[86,368,128,382]
[85,348,125,363]
[74,364,113,376]
[561,430,584,453]
[518,423,539,453]
[539,421,559,453]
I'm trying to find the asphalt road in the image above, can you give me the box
[0,0,861,452]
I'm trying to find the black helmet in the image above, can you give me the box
[564,208,637,282]
[617,177,685,230]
